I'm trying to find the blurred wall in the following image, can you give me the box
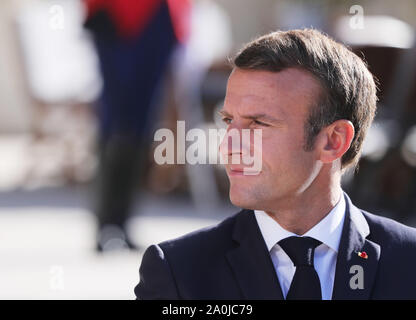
[214,0,277,50]
[213,0,416,50]
[0,0,33,133]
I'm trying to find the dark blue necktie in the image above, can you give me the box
[278,236,322,300]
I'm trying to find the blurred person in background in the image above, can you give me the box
[84,0,190,252]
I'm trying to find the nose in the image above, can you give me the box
[219,128,242,158]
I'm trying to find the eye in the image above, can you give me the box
[253,119,270,127]
[222,117,232,124]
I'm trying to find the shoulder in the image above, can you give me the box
[361,210,416,249]
[359,210,416,296]
[157,209,248,256]
[135,209,248,299]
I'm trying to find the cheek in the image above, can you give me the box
[262,133,313,175]
[261,131,293,161]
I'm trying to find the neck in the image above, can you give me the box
[265,170,342,235]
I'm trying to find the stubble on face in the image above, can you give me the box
[222,68,323,211]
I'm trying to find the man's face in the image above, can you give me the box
[220,68,324,210]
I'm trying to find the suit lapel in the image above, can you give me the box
[332,193,381,299]
[226,210,284,300]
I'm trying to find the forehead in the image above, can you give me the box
[224,68,322,117]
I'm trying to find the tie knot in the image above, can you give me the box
[278,236,322,267]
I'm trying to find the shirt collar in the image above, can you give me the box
[254,193,346,253]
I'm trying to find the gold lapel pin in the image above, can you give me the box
[357,251,368,259]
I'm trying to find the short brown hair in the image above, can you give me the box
[232,28,377,171]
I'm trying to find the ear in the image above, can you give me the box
[317,120,355,164]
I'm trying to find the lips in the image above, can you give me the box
[228,166,260,176]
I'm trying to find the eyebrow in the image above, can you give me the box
[218,110,284,124]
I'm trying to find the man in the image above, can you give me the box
[134,29,416,299]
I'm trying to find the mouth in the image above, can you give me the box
[228,166,261,177]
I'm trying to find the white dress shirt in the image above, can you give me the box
[254,194,346,300]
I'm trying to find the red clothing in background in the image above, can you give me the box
[85,0,190,42]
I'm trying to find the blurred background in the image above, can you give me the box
[0,0,416,299]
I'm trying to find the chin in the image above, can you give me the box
[229,180,276,210]
[229,187,258,210]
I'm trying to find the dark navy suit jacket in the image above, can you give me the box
[135,193,416,299]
